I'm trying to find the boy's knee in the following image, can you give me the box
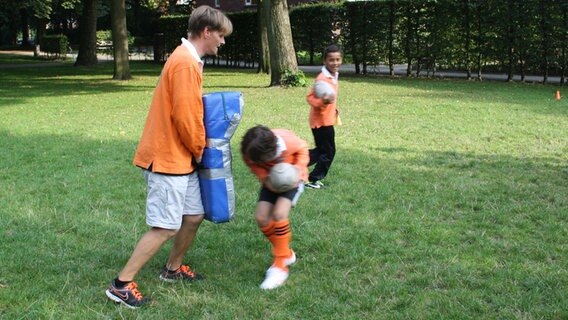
[255,212,271,227]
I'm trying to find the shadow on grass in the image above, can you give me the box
[0,60,161,77]
[0,62,162,107]
[0,53,66,65]
[338,74,568,116]
[0,62,272,106]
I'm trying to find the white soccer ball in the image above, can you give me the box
[313,80,335,99]
[268,163,299,193]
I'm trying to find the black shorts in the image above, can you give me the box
[258,183,304,206]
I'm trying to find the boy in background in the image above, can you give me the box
[305,44,343,189]
[240,125,309,289]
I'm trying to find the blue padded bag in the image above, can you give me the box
[199,91,243,223]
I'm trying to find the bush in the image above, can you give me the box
[96,30,135,46]
[280,69,308,88]
[96,30,112,45]
[297,50,323,65]
[40,34,69,57]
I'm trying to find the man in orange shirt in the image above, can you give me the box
[241,125,309,290]
[105,6,232,309]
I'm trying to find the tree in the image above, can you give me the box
[257,0,270,74]
[0,0,52,46]
[110,0,131,80]
[560,0,568,85]
[19,8,31,48]
[168,0,177,14]
[539,0,551,83]
[75,0,98,66]
[387,1,396,76]
[403,2,417,77]
[462,0,473,79]
[264,0,298,86]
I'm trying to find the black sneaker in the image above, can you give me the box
[159,264,204,282]
[105,281,146,309]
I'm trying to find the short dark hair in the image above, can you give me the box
[241,125,277,163]
[323,44,342,59]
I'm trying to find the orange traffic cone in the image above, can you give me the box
[555,90,561,100]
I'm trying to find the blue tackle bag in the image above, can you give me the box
[199,91,243,223]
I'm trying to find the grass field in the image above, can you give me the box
[0,60,567,319]
[0,52,71,66]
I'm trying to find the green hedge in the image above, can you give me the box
[40,34,69,57]
[157,15,188,57]
[154,1,568,82]
[219,11,258,67]
[157,11,258,67]
[290,2,344,65]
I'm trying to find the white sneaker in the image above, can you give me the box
[284,250,296,267]
[259,266,289,290]
[306,181,324,189]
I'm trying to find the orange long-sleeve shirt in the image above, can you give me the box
[133,45,205,174]
[306,70,339,129]
[243,129,309,183]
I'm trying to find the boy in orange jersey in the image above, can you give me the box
[105,6,232,309]
[305,44,343,189]
[240,125,309,289]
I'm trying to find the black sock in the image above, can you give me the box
[114,277,130,288]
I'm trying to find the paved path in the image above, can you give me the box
[1,50,564,84]
[300,64,564,84]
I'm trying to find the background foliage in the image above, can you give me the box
[39,34,69,57]
[151,1,568,83]
[1,0,567,81]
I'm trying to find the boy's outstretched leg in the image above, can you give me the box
[260,219,296,290]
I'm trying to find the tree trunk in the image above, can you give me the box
[561,4,567,85]
[361,7,368,75]
[388,1,395,76]
[19,8,31,48]
[111,0,131,80]
[34,18,48,57]
[506,0,514,82]
[539,0,549,84]
[415,8,421,76]
[475,1,483,81]
[75,0,98,66]
[265,0,298,86]
[405,4,413,77]
[464,0,472,80]
[258,0,270,74]
[168,0,177,14]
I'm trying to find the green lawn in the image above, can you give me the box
[0,61,567,319]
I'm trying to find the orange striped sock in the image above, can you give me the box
[260,220,275,239]
[269,219,292,269]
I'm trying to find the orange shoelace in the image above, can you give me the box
[124,282,143,301]
[179,265,196,277]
